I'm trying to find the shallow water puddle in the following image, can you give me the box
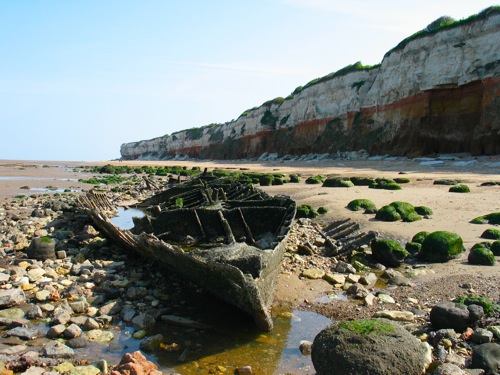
[110,207,145,230]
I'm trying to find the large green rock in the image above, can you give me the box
[312,318,430,375]
[371,239,409,267]
[468,247,496,266]
[419,231,464,262]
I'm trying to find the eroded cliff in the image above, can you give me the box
[121,8,500,160]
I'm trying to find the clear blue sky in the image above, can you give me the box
[0,1,496,161]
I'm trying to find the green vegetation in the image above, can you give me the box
[40,236,52,244]
[322,177,354,188]
[259,175,274,186]
[369,178,402,190]
[470,212,500,225]
[393,177,410,184]
[434,179,464,185]
[468,246,496,266]
[375,201,422,222]
[405,241,422,255]
[305,175,324,184]
[419,231,464,262]
[339,319,395,335]
[371,238,409,267]
[20,186,30,190]
[347,199,377,213]
[317,206,329,215]
[415,206,433,216]
[260,110,278,129]
[280,114,290,125]
[491,240,500,256]
[175,197,184,208]
[412,231,430,244]
[449,184,470,193]
[480,228,500,240]
[350,177,376,186]
[45,186,58,191]
[385,6,500,57]
[289,174,300,183]
[296,204,319,219]
[455,296,500,315]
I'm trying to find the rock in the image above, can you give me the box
[46,324,66,339]
[121,306,137,322]
[63,323,83,339]
[43,341,74,358]
[336,261,356,274]
[301,268,325,279]
[85,329,114,343]
[419,231,464,263]
[71,365,101,375]
[0,307,26,324]
[323,272,346,285]
[5,326,39,340]
[69,297,89,314]
[377,294,396,304]
[371,239,408,267]
[373,310,415,322]
[25,305,44,319]
[430,301,477,333]
[139,334,164,352]
[49,310,71,326]
[364,293,376,306]
[434,363,467,375]
[471,343,500,374]
[126,286,148,301]
[0,288,25,307]
[471,328,493,344]
[82,317,100,331]
[26,237,56,260]
[110,351,160,375]
[236,366,253,375]
[66,336,89,349]
[299,340,313,355]
[359,272,377,286]
[131,312,156,331]
[488,325,500,339]
[311,318,430,375]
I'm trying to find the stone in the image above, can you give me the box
[488,325,500,339]
[26,237,56,260]
[299,340,313,355]
[236,366,253,375]
[67,336,89,349]
[69,297,89,314]
[434,363,467,375]
[471,328,493,344]
[430,301,472,332]
[312,318,430,375]
[373,310,415,322]
[0,288,25,307]
[110,351,159,375]
[71,366,101,375]
[25,305,44,319]
[83,317,100,331]
[301,269,325,279]
[323,272,345,285]
[6,327,39,340]
[49,310,71,326]
[0,307,26,324]
[139,334,164,352]
[364,293,376,306]
[471,343,500,374]
[63,323,83,339]
[46,324,66,339]
[85,329,114,342]
[359,272,377,286]
[131,312,156,331]
[377,294,395,304]
[43,341,74,358]
[336,261,356,274]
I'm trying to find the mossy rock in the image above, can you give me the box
[419,231,464,262]
[350,177,376,186]
[415,206,433,216]
[371,238,409,267]
[470,212,500,225]
[259,174,274,186]
[412,231,430,244]
[369,182,402,190]
[338,319,395,334]
[471,242,491,250]
[317,206,329,214]
[272,178,284,186]
[347,199,377,212]
[375,205,401,222]
[322,178,354,188]
[454,296,499,315]
[434,179,464,185]
[394,177,410,184]
[296,204,319,219]
[480,228,500,240]
[491,240,500,256]
[449,184,470,193]
[405,241,422,255]
[305,175,324,184]
[289,174,300,183]
[468,247,496,266]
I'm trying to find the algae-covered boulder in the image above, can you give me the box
[296,204,318,219]
[468,247,496,266]
[371,239,409,267]
[311,318,430,375]
[322,177,354,188]
[470,212,500,225]
[375,201,422,222]
[412,231,430,244]
[415,206,433,217]
[449,184,470,193]
[419,231,464,262]
[405,241,422,255]
[491,240,500,256]
[347,199,377,213]
[27,236,57,260]
[375,205,401,222]
[480,228,500,240]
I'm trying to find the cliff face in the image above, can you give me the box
[121,10,500,160]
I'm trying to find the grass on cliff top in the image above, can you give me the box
[385,6,499,57]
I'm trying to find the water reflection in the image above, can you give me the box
[110,207,145,230]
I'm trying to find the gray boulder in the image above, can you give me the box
[471,343,500,374]
[430,301,483,332]
[0,288,26,308]
[26,237,56,260]
[311,318,430,375]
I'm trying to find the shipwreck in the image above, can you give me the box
[78,175,296,331]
